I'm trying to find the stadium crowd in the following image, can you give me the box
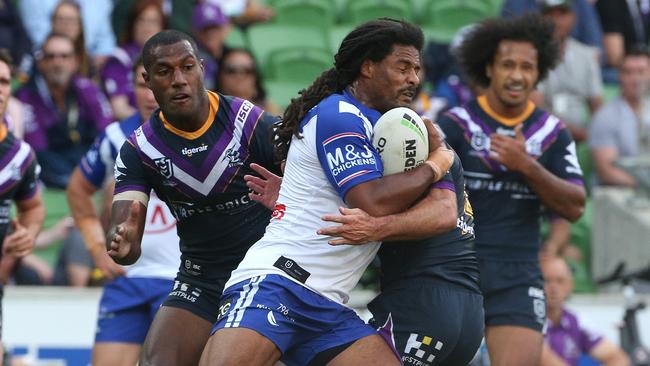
[0,0,648,365]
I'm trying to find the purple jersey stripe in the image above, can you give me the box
[524,111,551,139]
[140,122,197,175]
[567,178,584,186]
[432,180,456,191]
[212,101,264,193]
[114,184,149,194]
[0,139,21,169]
[0,154,35,193]
[540,122,563,151]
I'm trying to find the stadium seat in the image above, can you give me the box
[343,0,414,25]
[420,0,492,43]
[267,47,332,83]
[247,24,329,75]
[265,80,307,110]
[225,26,248,49]
[329,25,354,54]
[272,0,336,30]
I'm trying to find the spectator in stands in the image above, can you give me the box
[206,0,274,27]
[500,0,603,53]
[0,0,33,82]
[192,2,230,91]
[50,1,92,77]
[215,47,279,115]
[541,256,630,366]
[589,48,650,187]
[596,0,650,70]
[101,0,164,120]
[19,0,116,73]
[16,33,113,189]
[532,0,603,143]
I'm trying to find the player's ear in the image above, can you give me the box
[485,63,492,79]
[359,59,374,79]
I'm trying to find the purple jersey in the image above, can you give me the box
[100,42,140,108]
[545,309,603,366]
[16,74,113,151]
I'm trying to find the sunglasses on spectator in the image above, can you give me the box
[42,52,74,61]
[224,65,255,76]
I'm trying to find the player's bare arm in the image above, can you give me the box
[68,167,125,278]
[344,121,453,217]
[490,124,586,222]
[107,200,147,265]
[320,187,457,245]
[4,193,45,257]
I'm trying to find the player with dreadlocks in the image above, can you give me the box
[200,18,455,365]
[437,14,586,366]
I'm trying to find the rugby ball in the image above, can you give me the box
[372,107,429,175]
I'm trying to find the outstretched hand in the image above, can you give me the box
[244,163,282,210]
[318,207,383,245]
[108,201,142,260]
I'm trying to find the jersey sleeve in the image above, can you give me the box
[79,132,110,189]
[114,140,151,198]
[546,127,584,186]
[315,107,383,200]
[250,111,282,176]
[14,150,40,201]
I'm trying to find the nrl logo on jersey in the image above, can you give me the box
[223,147,243,168]
[470,131,490,151]
[154,157,174,178]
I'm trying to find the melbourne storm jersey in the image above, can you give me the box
[438,96,584,260]
[79,113,180,279]
[0,125,40,249]
[379,154,480,292]
[226,89,382,305]
[114,91,279,282]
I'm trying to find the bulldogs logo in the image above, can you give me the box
[272,203,286,220]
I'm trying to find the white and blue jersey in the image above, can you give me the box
[225,89,383,304]
[78,112,180,343]
[215,90,387,363]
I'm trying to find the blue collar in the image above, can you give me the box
[342,88,382,123]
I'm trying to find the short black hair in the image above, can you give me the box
[142,30,201,72]
[456,13,560,88]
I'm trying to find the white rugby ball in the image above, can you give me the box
[373,107,429,175]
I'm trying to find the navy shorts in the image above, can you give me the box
[95,276,173,343]
[161,270,227,324]
[212,274,377,365]
[368,280,484,366]
[479,259,546,332]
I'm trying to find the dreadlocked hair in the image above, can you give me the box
[274,18,424,161]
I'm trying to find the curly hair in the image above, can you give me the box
[455,13,560,89]
[274,18,424,161]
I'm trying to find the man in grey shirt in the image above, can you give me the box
[589,47,650,187]
[534,0,603,143]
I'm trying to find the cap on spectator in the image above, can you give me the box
[539,0,572,11]
[192,3,228,30]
